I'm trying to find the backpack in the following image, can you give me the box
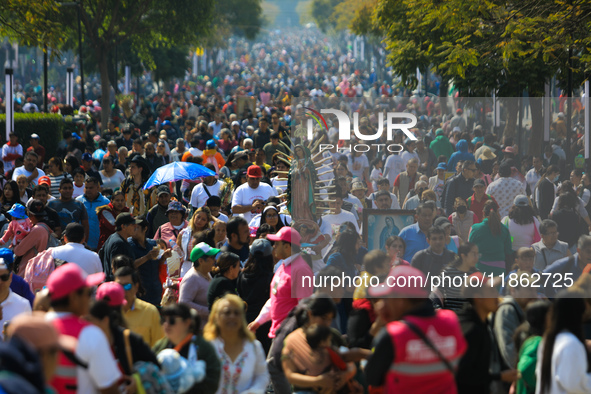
[38,223,61,249]
[23,249,67,293]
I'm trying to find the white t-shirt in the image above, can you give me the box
[347,154,369,180]
[100,169,126,192]
[190,180,225,209]
[0,290,31,340]
[271,177,288,193]
[12,166,45,186]
[72,184,85,199]
[51,243,103,275]
[400,150,420,168]
[213,212,229,223]
[46,312,122,393]
[231,182,278,223]
[2,144,23,172]
[383,154,405,185]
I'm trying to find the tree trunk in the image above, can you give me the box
[503,99,518,143]
[528,95,543,157]
[439,78,449,116]
[98,49,111,132]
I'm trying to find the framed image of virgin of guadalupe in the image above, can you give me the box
[363,209,416,252]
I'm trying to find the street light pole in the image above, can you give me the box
[77,3,85,103]
[43,45,48,113]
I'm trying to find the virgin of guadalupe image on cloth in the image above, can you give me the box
[287,144,318,222]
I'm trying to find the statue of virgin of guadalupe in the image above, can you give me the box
[287,144,318,221]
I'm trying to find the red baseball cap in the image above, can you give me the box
[247,165,263,178]
[267,226,301,246]
[38,176,51,187]
[96,282,127,307]
[47,264,105,301]
[368,265,429,298]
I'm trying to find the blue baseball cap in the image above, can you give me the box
[81,153,92,161]
[7,203,27,220]
[0,248,14,268]
[72,132,81,140]
[162,120,172,126]
[206,139,216,149]
[436,163,447,171]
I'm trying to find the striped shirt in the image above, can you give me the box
[436,265,478,312]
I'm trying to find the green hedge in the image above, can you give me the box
[0,113,64,160]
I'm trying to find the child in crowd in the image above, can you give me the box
[71,168,86,198]
[0,203,32,247]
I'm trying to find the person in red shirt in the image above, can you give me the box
[466,178,499,223]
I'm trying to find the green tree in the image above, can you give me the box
[0,0,64,53]
[56,0,215,128]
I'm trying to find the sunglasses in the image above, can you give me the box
[0,273,10,282]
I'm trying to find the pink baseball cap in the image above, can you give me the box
[96,282,127,307]
[266,226,301,246]
[47,264,105,301]
[368,265,429,298]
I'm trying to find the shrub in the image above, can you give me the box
[0,113,64,159]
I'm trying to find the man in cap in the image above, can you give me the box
[231,165,277,223]
[146,185,172,238]
[45,264,123,394]
[179,242,221,320]
[48,178,89,240]
[428,162,447,201]
[114,266,163,347]
[12,150,44,186]
[0,255,31,340]
[26,133,45,168]
[99,213,141,281]
[2,132,23,174]
[0,248,34,306]
[249,227,313,338]
[191,163,225,210]
[466,178,499,223]
[365,265,467,393]
[80,152,103,185]
[76,177,109,250]
[350,181,372,209]
[443,160,476,216]
[51,223,102,275]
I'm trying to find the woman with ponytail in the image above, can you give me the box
[207,252,241,310]
[468,200,513,276]
[536,290,591,394]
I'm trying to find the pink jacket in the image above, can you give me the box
[14,223,49,276]
[0,218,32,246]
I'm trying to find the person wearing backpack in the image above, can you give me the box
[13,200,50,276]
[366,265,467,394]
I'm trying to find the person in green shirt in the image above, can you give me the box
[468,200,513,276]
[514,300,551,394]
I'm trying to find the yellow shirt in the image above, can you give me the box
[123,298,164,347]
[252,161,271,172]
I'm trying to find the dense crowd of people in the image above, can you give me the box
[1,28,591,394]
